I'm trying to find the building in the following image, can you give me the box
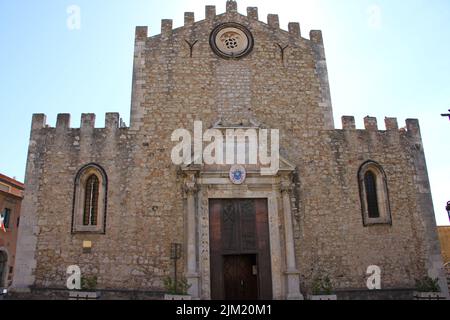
[0,174,24,289]
[12,1,449,299]
[438,226,450,294]
[438,227,450,265]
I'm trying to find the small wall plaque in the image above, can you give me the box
[229,165,247,185]
[83,241,92,254]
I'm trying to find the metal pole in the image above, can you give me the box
[174,254,178,294]
[171,243,181,294]
[446,201,450,223]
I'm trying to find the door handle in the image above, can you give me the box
[252,265,258,275]
[241,280,244,287]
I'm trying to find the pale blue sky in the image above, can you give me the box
[0,0,449,225]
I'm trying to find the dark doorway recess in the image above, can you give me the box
[209,199,272,300]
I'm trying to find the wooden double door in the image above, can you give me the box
[209,199,273,300]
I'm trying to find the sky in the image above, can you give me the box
[0,0,449,225]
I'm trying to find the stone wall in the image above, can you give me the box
[294,117,442,293]
[14,113,181,291]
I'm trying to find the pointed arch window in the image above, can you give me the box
[83,175,99,226]
[358,161,392,226]
[72,164,107,234]
[364,171,380,218]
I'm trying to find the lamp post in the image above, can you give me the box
[170,243,182,293]
[442,110,450,120]
[446,201,450,223]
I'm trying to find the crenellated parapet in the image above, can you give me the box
[247,7,258,20]
[339,116,421,138]
[30,113,129,153]
[132,0,319,43]
[32,113,127,132]
[161,19,173,39]
[226,0,238,13]
[267,14,280,29]
[206,6,216,20]
[135,26,148,41]
[336,116,424,153]
[28,113,131,171]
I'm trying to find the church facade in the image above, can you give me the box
[12,1,449,299]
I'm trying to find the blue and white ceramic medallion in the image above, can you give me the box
[229,165,247,185]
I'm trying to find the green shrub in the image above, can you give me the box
[164,277,191,295]
[415,277,440,293]
[81,276,98,291]
[312,275,334,295]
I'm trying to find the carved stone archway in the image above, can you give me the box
[181,155,303,300]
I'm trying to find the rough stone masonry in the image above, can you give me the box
[11,1,449,300]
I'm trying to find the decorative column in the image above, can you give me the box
[184,172,200,299]
[280,175,304,300]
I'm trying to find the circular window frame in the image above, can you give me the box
[210,23,254,60]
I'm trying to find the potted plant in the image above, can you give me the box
[163,276,192,300]
[69,276,101,300]
[414,276,446,300]
[309,276,337,300]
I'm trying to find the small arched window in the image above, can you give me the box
[72,164,107,234]
[358,161,392,226]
